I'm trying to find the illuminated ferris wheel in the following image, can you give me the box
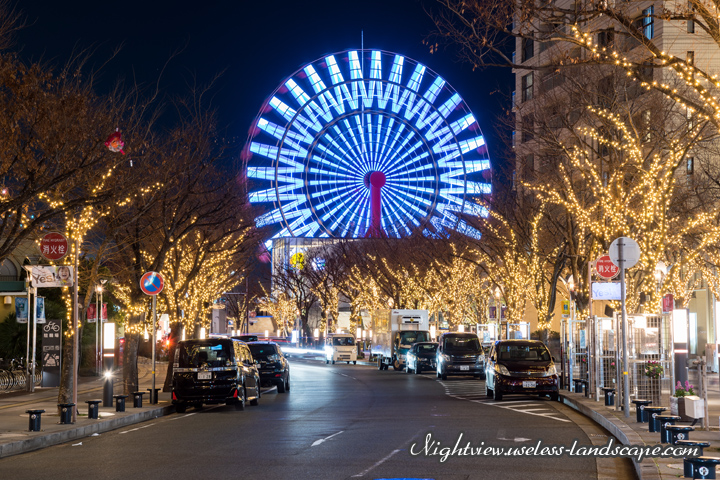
[244,49,491,244]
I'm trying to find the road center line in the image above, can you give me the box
[311,430,344,447]
[351,449,401,478]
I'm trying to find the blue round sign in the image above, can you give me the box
[140,271,164,296]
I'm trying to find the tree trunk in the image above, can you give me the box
[162,322,183,392]
[122,331,140,395]
[57,329,76,414]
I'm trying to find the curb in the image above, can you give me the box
[0,404,174,459]
[562,394,661,480]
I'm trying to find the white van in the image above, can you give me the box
[325,333,358,364]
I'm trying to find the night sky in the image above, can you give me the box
[14,0,511,169]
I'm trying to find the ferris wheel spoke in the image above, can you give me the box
[246,49,491,241]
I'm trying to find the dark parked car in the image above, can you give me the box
[248,341,290,393]
[436,332,485,380]
[406,342,438,374]
[484,339,559,402]
[172,338,261,413]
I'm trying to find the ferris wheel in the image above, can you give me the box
[244,49,491,245]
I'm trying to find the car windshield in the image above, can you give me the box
[443,336,481,352]
[399,331,430,345]
[418,344,437,354]
[332,337,355,346]
[248,344,279,358]
[496,344,551,362]
[178,342,231,368]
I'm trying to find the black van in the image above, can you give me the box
[436,332,485,380]
[172,338,261,413]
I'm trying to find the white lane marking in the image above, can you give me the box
[312,430,344,447]
[351,449,401,478]
[498,437,533,442]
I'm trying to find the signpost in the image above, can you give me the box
[608,237,641,418]
[140,272,164,404]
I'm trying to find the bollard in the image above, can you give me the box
[631,399,652,422]
[132,391,146,408]
[645,407,667,432]
[656,415,681,444]
[26,409,45,432]
[676,440,710,478]
[666,425,694,445]
[685,456,720,479]
[114,395,128,413]
[147,388,160,405]
[86,400,102,419]
[58,403,75,424]
[602,387,615,406]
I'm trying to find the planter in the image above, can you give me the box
[670,396,694,422]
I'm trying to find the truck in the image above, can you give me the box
[371,309,430,371]
[324,333,358,364]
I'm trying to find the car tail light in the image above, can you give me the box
[172,391,177,400]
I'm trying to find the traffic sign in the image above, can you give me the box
[609,237,640,269]
[39,232,68,261]
[140,271,164,296]
[595,255,620,280]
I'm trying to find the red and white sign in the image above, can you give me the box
[662,294,674,314]
[39,232,68,261]
[140,271,164,296]
[595,255,620,280]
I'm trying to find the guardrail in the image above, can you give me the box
[0,368,42,391]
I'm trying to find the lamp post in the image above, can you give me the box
[95,284,102,376]
[559,275,576,393]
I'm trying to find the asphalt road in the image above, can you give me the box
[0,359,635,480]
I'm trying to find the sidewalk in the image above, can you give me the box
[0,357,173,459]
[562,390,720,480]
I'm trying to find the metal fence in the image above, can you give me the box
[563,314,674,407]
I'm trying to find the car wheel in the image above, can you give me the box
[234,388,246,411]
[377,357,383,370]
[286,376,290,392]
[436,367,441,379]
[193,402,203,409]
[441,368,447,381]
[277,378,286,393]
[325,359,329,364]
[415,365,421,375]
[332,360,335,365]
[175,402,187,413]
[406,364,412,374]
[485,384,493,398]
[550,392,559,402]
[347,361,350,364]
[353,361,356,365]
[493,387,503,401]
[393,358,401,370]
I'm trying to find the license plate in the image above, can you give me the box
[198,372,212,380]
[460,365,469,371]
[523,381,536,388]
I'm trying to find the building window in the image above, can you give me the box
[597,30,614,48]
[522,37,534,62]
[521,72,534,102]
[637,6,654,39]
[523,154,535,179]
[688,2,695,33]
[522,115,535,143]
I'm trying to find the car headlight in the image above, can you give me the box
[441,354,450,362]
[546,365,557,376]
[495,364,510,376]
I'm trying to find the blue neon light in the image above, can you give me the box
[245,49,492,240]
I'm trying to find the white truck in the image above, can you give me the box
[324,333,358,364]
[371,309,430,370]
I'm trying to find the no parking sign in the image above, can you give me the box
[140,272,164,296]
